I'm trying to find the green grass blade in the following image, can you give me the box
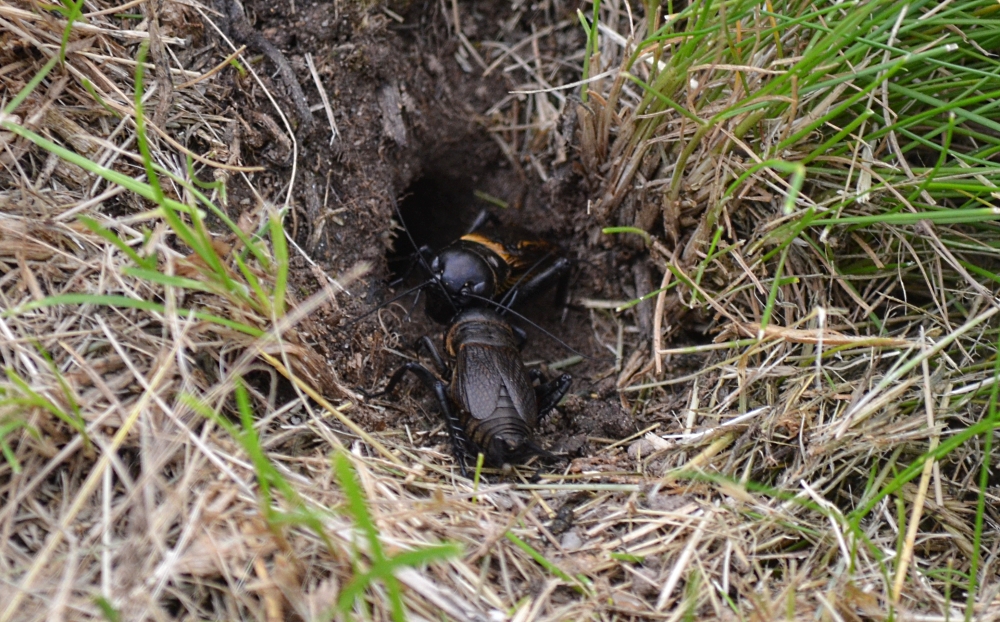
[506,531,591,595]
[7,294,265,337]
[3,55,60,115]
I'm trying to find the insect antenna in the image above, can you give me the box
[389,194,459,316]
[341,278,434,329]
[463,293,610,362]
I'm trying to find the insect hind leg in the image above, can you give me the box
[427,380,471,477]
[414,336,449,375]
[363,361,436,398]
[535,373,572,418]
[374,361,470,477]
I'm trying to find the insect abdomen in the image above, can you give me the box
[463,386,529,441]
[463,385,532,466]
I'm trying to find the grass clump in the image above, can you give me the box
[0,3,465,619]
[567,0,1000,617]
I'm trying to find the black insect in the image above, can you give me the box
[547,503,576,536]
[371,307,572,474]
[356,201,571,327]
[417,220,572,324]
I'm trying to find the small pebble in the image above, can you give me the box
[627,438,659,460]
[560,530,582,551]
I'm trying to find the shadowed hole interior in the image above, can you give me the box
[388,173,484,281]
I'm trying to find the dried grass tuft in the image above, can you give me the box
[553,1,1000,619]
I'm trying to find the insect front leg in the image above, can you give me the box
[428,381,471,477]
[389,244,436,288]
[465,209,501,234]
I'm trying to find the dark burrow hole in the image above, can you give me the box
[388,172,488,281]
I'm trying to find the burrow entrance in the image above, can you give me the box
[389,174,482,275]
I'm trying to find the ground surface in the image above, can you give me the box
[5,0,999,620]
[232,0,683,463]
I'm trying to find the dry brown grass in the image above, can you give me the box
[3,0,1000,621]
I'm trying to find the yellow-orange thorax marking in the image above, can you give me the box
[460,233,555,292]
[461,233,510,260]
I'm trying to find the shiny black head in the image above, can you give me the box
[426,248,497,323]
[431,248,496,302]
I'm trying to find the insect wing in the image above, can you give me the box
[452,345,538,427]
